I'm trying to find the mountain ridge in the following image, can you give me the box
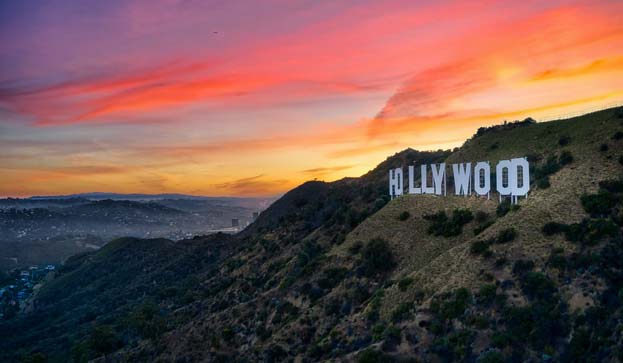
[2,106,622,363]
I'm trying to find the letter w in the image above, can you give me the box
[452,163,471,196]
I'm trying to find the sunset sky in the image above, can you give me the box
[1,0,622,197]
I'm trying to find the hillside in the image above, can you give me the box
[1,107,622,363]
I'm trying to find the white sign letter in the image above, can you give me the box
[389,168,403,198]
[452,163,471,196]
[511,157,530,197]
[473,162,491,196]
[408,165,421,194]
[421,165,434,194]
[496,160,512,196]
[431,163,446,196]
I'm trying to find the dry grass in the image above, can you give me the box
[330,106,623,319]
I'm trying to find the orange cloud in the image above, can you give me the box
[212,174,291,196]
[531,56,623,81]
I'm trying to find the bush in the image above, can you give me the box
[391,302,412,322]
[89,325,121,357]
[470,240,490,256]
[536,177,550,189]
[580,192,617,216]
[599,179,623,193]
[221,327,235,343]
[512,260,535,276]
[612,131,623,140]
[397,277,413,291]
[475,211,489,223]
[542,221,567,235]
[565,218,618,245]
[521,272,556,300]
[432,288,471,321]
[474,220,494,236]
[496,200,511,217]
[348,241,363,255]
[382,326,402,350]
[398,211,410,221]
[317,267,348,290]
[495,228,517,244]
[534,156,561,180]
[425,209,474,237]
[599,143,609,152]
[547,253,567,270]
[558,135,571,146]
[361,238,395,276]
[356,349,394,363]
[490,332,511,348]
[478,350,505,363]
[559,151,573,165]
[478,284,497,304]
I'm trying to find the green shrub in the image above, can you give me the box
[361,238,395,276]
[478,350,505,363]
[397,277,414,291]
[490,332,511,348]
[495,228,517,244]
[559,151,573,165]
[494,257,508,268]
[356,349,394,363]
[542,221,567,235]
[365,290,384,322]
[125,302,166,340]
[474,220,494,235]
[478,284,497,305]
[317,267,348,290]
[547,253,567,270]
[496,200,511,217]
[348,240,363,254]
[580,192,617,216]
[89,325,121,357]
[563,218,619,245]
[470,240,490,256]
[391,302,413,322]
[599,143,609,152]
[612,131,623,140]
[424,209,473,237]
[398,211,410,221]
[221,327,235,343]
[599,179,623,193]
[431,288,471,321]
[521,272,556,300]
[512,260,535,276]
[558,135,571,146]
[537,177,551,189]
[382,325,402,350]
[475,211,489,223]
[534,156,561,180]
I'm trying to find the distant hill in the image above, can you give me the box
[27,192,276,209]
[1,106,622,363]
[0,196,273,270]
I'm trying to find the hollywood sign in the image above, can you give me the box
[389,157,530,204]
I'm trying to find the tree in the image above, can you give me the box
[89,325,120,357]
[361,238,395,276]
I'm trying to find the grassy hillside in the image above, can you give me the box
[1,106,622,363]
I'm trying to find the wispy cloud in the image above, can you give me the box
[1,0,623,196]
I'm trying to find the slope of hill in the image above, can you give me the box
[1,107,622,363]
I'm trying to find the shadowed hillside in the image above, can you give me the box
[1,106,622,363]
